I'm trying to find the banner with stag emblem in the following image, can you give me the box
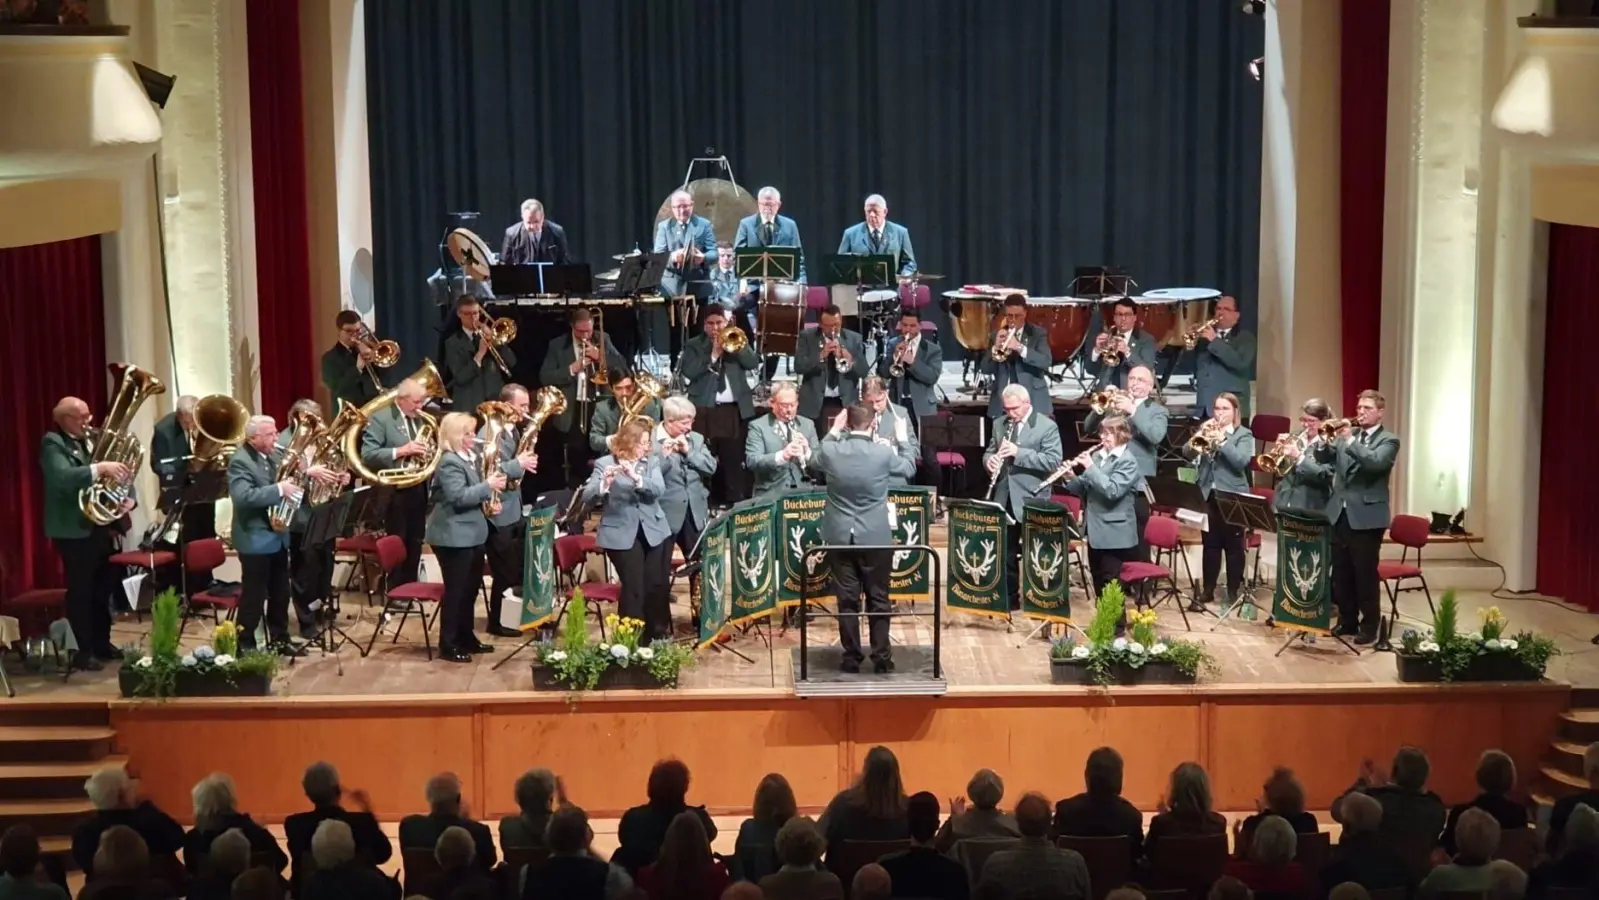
[1020,500,1074,623]
[512,504,558,631]
[777,491,833,608]
[945,498,1010,619]
[697,513,731,647]
[888,486,935,602]
[729,499,779,626]
[1272,511,1332,633]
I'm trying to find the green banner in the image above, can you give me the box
[777,491,833,608]
[514,504,558,631]
[1273,511,1333,633]
[729,500,779,626]
[698,515,731,647]
[946,499,1010,620]
[1020,500,1074,623]
[888,486,935,602]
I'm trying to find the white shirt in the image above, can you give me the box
[714,354,735,404]
[821,332,843,398]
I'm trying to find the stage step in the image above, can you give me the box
[1558,710,1599,745]
[0,702,110,728]
[0,756,126,800]
[1547,741,1590,780]
[0,708,121,871]
[1539,765,1591,799]
[0,726,115,763]
[0,797,96,831]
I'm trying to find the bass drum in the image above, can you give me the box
[1028,297,1095,362]
[757,281,805,356]
[653,178,757,246]
[944,291,1000,353]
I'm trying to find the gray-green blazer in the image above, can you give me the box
[360,407,424,473]
[477,422,527,528]
[587,397,663,454]
[1274,438,1336,520]
[794,328,869,419]
[425,451,492,548]
[983,411,1064,524]
[1064,447,1144,550]
[1084,398,1168,485]
[658,431,717,531]
[1326,426,1400,531]
[228,444,289,555]
[745,414,820,501]
[1186,425,1254,498]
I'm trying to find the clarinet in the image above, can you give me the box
[985,419,1020,501]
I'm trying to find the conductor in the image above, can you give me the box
[814,403,917,674]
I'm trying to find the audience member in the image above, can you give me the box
[1103,891,1147,900]
[975,793,1090,900]
[1418,807,1500,897]
[73,769,184,876]
[185,829,250,900]
[614,760,719,876]
[1326,886,1369,900]
[1548,743,1599,856]
[0,826,67,900]
[228,868,282,900]
[1486,859,1527,900]
[757,818,841,900]
[299,820,399,900]
[935,769,1020,854]
[283,762,391,891]
[1222,816,1305,897]
[851,864,891,900]
[819,746,911,856]
[413,827,495,900]
[183,774,287,876]
[1317,793,1413,900]
[1236,768,1317,853]
[720,886,762,900]
[638,812,732,900]
[79,826,171,900]
[1052,747,1144,865]
[500,769,560,851]
[1206,876,1251,900]
[397,773,497,874]
[1146,763,1227,848]
[523,806,634,900]
[879,792,969,900]
[1440,750,1529,856]
[1342,748,1447,848]
[731,774,796,884]
[1527,802,1599,898]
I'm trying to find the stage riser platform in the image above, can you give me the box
[110,683,1567,823]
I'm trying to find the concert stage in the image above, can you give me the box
[16,583,1593,827]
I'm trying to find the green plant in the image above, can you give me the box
[147,590,181,661]
[642,639,694,683]
[1401,591,1558,681]
[1509,631,1558,675]
[1433,591,1459,645]
[122,589,279,699]
[1084,582,1125,644]
[1162,641,1221,679]
[1054,584,1216,686]
[533,609,693,691]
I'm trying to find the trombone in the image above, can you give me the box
[475,315,517,379]
[354,321,400,391]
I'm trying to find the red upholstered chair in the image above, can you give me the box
[1249,413,1291,445]
[335,533,383,605]
[1379,513,1436,619]
[1120,516,1190,630]
[182,539,238,627]
[931,411,968,504]
[1050,494,1096,601]
[553,534,619,639]
[106,542,178,616]
[363,534,444,659]
[898,283,931,310]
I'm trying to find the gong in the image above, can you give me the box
[654,177,757,246]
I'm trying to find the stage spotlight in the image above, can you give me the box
[1241,0,1267,15]
[133,61,175,110]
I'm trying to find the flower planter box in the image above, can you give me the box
[1395,652,1542,683]
[1050,658,1195,686]
[118,668,273,698]
[531,665,678,692]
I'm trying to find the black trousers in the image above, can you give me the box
[662,516,701,584]
[238,550,291,649]
[559,419,597,490]
[54,530,118,657]
[1133,493,1151,562]
[288,530,332,634]
[384,484,427,586]
[811,398,846,439]
[1332,510,1384,634]
[607,528,671,641]
[434,544,484,650]
[1004,524,1021,610]
[697,404,750,506]
[1088,545,1135,608]
[833,547,892,664]
[1201,496,1246,598]
[485,519,525,628]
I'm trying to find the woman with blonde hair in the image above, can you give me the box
[426,411,505,663]
[581,419,672,640]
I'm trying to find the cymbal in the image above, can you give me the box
[612,252,642,261]
[654,177,757,246]
[597,268,621,281]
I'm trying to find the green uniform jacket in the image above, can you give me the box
[40,430,98,540]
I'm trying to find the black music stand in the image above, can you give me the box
[1069,266,1137,299]
[617,252,668,295]
[824,254,895,289]
[1146,476,1209,608]
[337,484,392,605]
[921,414,983,512]
[153,468,226,625]
[297,492,363,672]
[1211,490,1276,628]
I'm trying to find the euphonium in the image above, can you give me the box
[720,325,749,354]
[1318,417,1354,441]
[1186,418,1225,454]
[508,386,567,491]
[1088,387,1128,416]
[188,394,249,472]
[477,400,521,517]
[79,363,167,526]
[306,401,367,506]
[1183,317,1221,351]
[269,408,325,532]
[341,359,447,489]
[618,371,666,431]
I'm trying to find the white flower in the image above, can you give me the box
[1129,641,1146,655]
[134,656,152,668]
[181,654,197,667]
[193,646,216,660]
[609,644,629,659]
[1485,638,1503,650]
[1113,637,1128,650]
[1150,643,1169,656]
[1418,641,1439,653]
[547,650,567,663]
[1466,631,1483,642]
[1071,645,1091,659]
[214,654,235,667]
[637,647,655,660]
[1503,639,1519,650]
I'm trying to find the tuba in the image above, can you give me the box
[79,363,167,525]
[188,394,249,471]
[618,372,667,431]
[341,359,447,489]
[306,400,368,507]
[508,386,567,492]
[476,400,522,517]
[269,408,324,532]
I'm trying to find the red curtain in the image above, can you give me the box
[247,0,315,420]
[1339,0,1390,411]
[1538,224,1599,609]
[0,237,108,596]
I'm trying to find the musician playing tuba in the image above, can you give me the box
[353,371,446,586]
[477,385,540,638]
[273,399,351,642]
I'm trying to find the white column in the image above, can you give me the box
[1254,0,1343,420]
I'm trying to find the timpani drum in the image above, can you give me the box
[1027,297,1095,362]
[1098,294,1181,346]
[945,290,1002,353]
[757,281,805,356]
[1139,287,1223,348]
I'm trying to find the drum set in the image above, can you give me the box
[942,285,1223,392]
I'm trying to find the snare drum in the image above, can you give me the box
[757,281,805,356]
[1027,297,1095,362]
[945,291,1001,352]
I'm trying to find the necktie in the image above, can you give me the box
[870,229,882,252]
[1359,429,1370,445]
[762,221,775,244]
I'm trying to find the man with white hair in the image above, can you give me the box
[1419,807,1502,896]
[1530,802,1599,896]
[745,383,820,502]
[184,773,288,875]
[359,377,435,584]
[837,194,916,277]
[1082,364,1167,560]
[500,198,569,265]
[41,396,133,670]
[983,384,1063,610]
[1318,791,1413,897]
[398,772,497,874]
[1548,742,1599,855]
[651,189,717,361]
[73,768,184,875]
[230,415,337,653]
[300,819,398,900]
[732,187,806,334]
[656,397,716,587]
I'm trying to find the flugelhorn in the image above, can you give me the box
[990,327,1014,362]
[1254,431,1307,478]
[1100,330,1129,367]
[1182,317,1221,351]
[1186,418,1225,454]
[1318,417,1355,440]
[1088,387,1128,416]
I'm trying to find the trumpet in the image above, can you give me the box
[1186,418,1225,454]
[475,315,517,378]
[823,333,850,373]
[353,321,400,391]
[777,419,810,467]
[1100,329,1130,367]
[1254,430,1308,477]
[1318,417,1355,440]
[1088,387,1128,415]
[888,339,912,378]
[990,327,1014,362]
[1183,317,1221,351]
